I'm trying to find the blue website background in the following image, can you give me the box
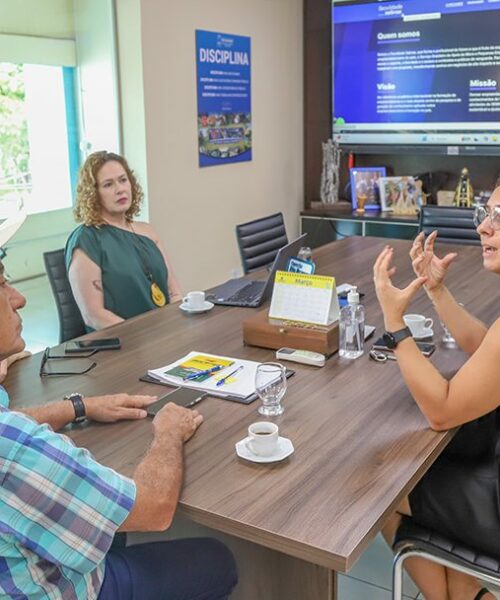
[333,1,500,125]
[335,0,500,24]
[196,30,251,167]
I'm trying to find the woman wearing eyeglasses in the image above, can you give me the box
[373,193,500,600]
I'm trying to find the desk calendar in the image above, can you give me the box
[269,271,340,325]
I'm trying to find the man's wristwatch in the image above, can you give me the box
[64,393,87,424]
[382,326,412,349]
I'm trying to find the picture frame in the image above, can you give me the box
[349,167,387,211]
[378,176,424,215]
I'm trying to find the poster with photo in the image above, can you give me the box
[349,167,386,211]
[196,30,252,167]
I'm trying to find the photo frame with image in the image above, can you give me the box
[378,176,424,215]
[349,167,387,211]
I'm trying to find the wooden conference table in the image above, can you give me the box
[6,236,498,599]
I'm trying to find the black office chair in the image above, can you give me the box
[43,249,86,343]
[419,205,480,245]
[236,212,288,274]
[392,516,500,599]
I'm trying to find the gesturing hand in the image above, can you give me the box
[373,246,427,328]
[410,231,457,292]
[84,394,158,422]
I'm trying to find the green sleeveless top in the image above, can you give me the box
[65,224,170,322]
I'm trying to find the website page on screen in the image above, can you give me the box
[332,0,500,147]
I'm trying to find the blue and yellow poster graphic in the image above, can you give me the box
[196,30,252,167]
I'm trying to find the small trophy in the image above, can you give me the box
[454,167,474,208]
[320,139,341,204]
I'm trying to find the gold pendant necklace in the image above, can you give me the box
[126,221,168,308]
[151,282,166,307]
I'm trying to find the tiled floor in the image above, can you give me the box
[339,532,420,599]
[12,275,500,600]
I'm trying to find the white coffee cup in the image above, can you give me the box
[247,422,279,457]
[404,314,434,337]
[183,291,205,309]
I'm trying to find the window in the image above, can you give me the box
[0,62,79,215]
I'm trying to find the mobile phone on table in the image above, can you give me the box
[372,336,435,357]
[65,338,121,352]
[147,388,207,417]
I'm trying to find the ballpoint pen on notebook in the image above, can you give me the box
[216,365,244,387]
[183,365,223,381]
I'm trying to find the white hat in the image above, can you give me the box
[0,213,26,250]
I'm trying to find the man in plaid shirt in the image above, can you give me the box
[0,259,237,600]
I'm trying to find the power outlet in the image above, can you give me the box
[230,267,243,279]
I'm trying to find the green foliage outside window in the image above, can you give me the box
[0,63,31,207]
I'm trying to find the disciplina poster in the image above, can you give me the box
[196,30,252,167]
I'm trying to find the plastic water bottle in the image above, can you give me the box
[339,287,365,359]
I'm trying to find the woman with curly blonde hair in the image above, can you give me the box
[65,151,182,331]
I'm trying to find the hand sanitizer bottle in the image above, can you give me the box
[339,287,365,359]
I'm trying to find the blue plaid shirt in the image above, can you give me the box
[0,385,136,599]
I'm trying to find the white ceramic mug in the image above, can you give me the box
[404,314,434,337]
[247,421,279,457]
[183,291,205,309]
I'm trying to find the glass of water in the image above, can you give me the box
[441,322,456,345]
[255,362,287,417]
[441,303,462,346]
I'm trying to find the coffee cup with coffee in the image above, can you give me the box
[183,291,205,310]
[247,422,279,457]
[404,313,434,337]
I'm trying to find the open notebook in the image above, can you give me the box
[148,351,287,401]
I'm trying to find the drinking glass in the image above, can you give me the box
[255,362,287,417]
[440,322,456,346]
[441,303,462,346]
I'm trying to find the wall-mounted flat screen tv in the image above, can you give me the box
[332,0,500,154]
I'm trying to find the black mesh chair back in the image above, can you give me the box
[236,212,288,274]
[43,249,86,343]
[419,205,480,245]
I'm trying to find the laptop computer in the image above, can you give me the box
[207,233,308,308]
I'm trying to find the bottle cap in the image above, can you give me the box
[347,286,359,304]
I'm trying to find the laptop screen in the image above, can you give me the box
[260,233,308,301]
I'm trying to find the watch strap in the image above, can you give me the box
[383,326,412,349]
[64,393,86,423]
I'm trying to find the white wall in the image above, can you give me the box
[0,0,74,38]
[114,0,149,218]
[139,0,303,291]
[73,0,121,154]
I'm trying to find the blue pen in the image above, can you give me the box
[184,365,223,381]
[216,365,244,387]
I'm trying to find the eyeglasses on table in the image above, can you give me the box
[39,347,98,377]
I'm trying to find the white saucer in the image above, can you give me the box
[235,436,294,463]
[413,327,433,340]
[179,301,214,314]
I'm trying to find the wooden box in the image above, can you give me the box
[243,309,339,356]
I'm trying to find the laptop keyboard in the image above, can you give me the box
[225,281,265,305]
